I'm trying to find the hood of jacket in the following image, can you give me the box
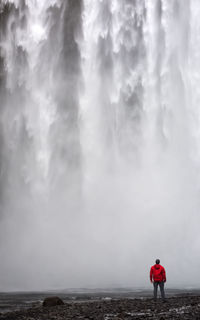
[154,264,161,270]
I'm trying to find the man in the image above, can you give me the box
[150,259,166,302]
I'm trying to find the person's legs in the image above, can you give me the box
[153,282,158,301]
[159,282,166,301]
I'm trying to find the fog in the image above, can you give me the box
[0,0,200,291]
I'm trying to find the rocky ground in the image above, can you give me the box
[1,295,200,319]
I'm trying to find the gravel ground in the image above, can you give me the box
[1,295,200,319]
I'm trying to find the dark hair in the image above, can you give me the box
[155,259,160,264]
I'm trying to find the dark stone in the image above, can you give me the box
[42,296,64,307]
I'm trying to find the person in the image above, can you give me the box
[150,259,166,302]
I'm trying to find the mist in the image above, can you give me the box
[0,0,200,291]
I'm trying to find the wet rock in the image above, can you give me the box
[42,296,64,307]
[2,295,200,319]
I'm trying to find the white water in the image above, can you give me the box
[0,0,200,291]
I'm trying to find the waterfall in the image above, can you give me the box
[0,0,199,290]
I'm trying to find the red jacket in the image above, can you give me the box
[150,264,166,282]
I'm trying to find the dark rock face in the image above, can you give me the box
[42,296,64,307]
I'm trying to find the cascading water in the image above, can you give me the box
[0,0,200,290]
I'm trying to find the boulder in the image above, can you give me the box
[42,296,64,307]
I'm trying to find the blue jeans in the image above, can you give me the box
[153,281,165,301]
